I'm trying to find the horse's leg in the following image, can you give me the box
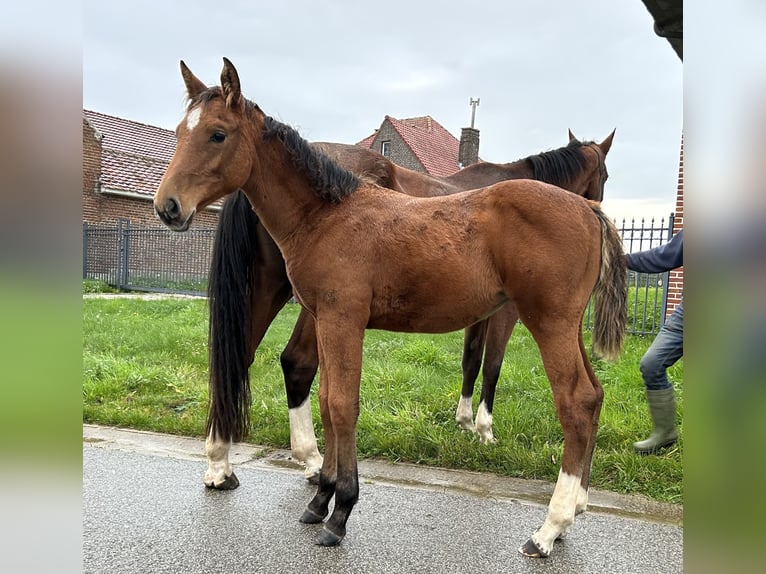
[302,315,365,546]
[203,435,239,490]
[475,305,519,444]
[574,330,604,515]
[280,309,323,482]
[204,284,291,488]
[300,348,337,525]
[456,320,489,432]
[518,321,602,558]
[205,209,292,490]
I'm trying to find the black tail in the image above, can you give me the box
[206,190,259,442]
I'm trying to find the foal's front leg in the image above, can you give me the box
[301,316,364,546]
[299,358,336,525]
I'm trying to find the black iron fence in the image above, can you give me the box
[83,214,676,334]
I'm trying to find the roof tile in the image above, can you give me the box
[84,109,175,199]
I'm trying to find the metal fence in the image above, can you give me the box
[83,214,676,334]
[83,220,215,295]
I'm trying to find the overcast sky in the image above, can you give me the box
[83,0,682,223]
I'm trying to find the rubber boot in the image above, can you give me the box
[634,387,678,454]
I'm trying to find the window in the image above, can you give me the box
[381,140,391,157]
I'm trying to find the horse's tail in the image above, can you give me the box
[206,190,257,442]
[590,206,627,362]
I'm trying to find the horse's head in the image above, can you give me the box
[568,129,615,203]
[155,58,257,231]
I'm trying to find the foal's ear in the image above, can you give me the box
[599,129,616,156]
[180,61,207,100]
[568,128,579,143]
[221,57,243,109]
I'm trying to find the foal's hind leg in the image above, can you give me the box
[456,320,489,432]
[475,305,519,444]
[518,324,602,558]
[574,332,604,515]
[281,308,323,482]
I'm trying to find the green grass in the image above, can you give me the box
[83,297,683,504]
[82,279,120,294]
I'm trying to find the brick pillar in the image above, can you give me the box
[666,135,684,317]
[82,117,103,223]
[459,127,480,167]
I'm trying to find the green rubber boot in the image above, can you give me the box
[634,387,678,454]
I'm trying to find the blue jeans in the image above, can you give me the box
[639,301,684,391]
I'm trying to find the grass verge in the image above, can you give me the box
[83,297,683,504]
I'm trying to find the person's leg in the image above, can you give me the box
[634,304,683,454]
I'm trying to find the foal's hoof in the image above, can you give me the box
[518,538,549,558]
[205,472,240,490]
[315,526,344,547]
[299,508,327,524]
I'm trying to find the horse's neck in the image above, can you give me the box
[444,159,532,191]
[391,165,457,197]
[242,142,325,246]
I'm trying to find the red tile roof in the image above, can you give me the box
[356,132,377,149]
[357,115,460,177]
[84,110,176,160]
[84,109,175,198]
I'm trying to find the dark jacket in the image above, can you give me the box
[626,229,683,274]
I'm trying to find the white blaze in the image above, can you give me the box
[186,106,202,131]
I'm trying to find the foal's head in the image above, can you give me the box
[566,129,615,203]
[155,58,258,231]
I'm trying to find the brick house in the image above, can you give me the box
[665,136,684,317]
[357,115,480,176]
[82,109,220,228]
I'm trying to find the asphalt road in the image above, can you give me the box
[83,426,682,574]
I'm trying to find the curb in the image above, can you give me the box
[83,424,682,527]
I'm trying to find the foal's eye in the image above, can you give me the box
[210,132,226,143]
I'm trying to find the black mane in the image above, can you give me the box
[526,140,593,187]
[263,116,359,203]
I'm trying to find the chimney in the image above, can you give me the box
[459,127,480,168]
[459,97,481,168]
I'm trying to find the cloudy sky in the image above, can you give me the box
[83,0,682,223]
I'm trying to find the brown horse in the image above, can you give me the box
[155,58,627,558]
[205,128,615,490]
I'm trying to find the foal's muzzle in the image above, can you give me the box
[155,197,194,232]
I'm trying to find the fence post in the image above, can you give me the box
[116,218,131,290]
[115,219,123,289]
[122,219,131,290]
[82,222,89,279]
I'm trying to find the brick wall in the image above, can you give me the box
[84,192,219,228]
[666,136,684,316]
[82,118,102,222]
[370,122,426,173]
